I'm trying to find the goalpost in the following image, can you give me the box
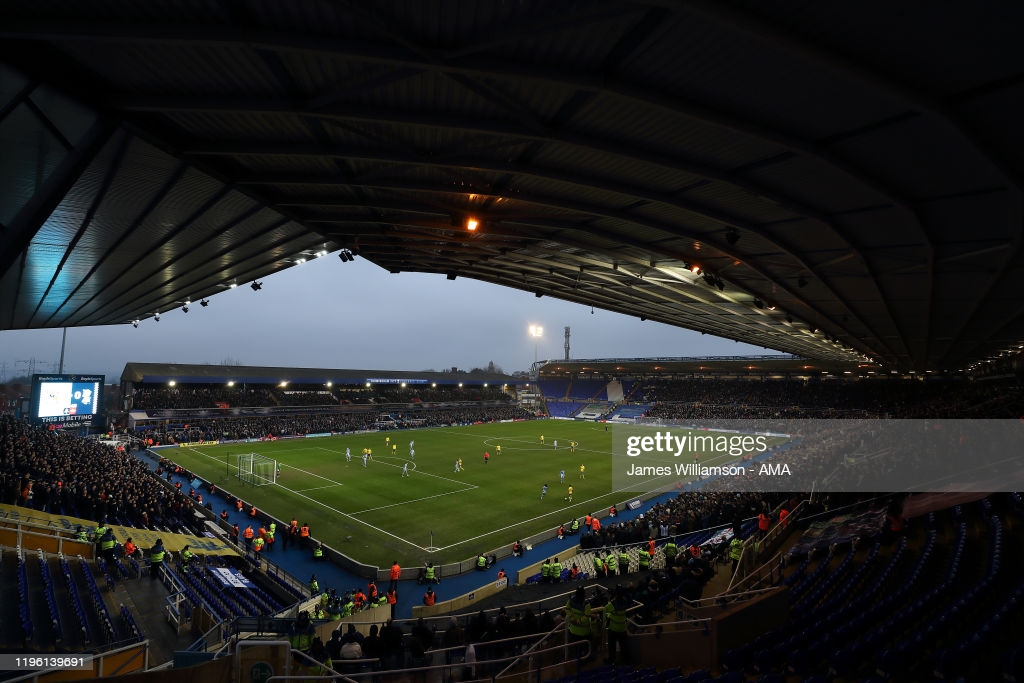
[634,416,676,427]
[233,452,278,486]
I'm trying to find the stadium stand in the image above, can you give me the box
[3,406,1023,680]
[605,404,651,422]
[9,0,1024,678]
[545,401,587,418]
[574,403,611,419]
[565,378,609,401]
[538,378,572,400]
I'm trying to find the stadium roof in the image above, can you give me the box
[2,1,1022,372]
[120,362,514,385]
[536,355,868,378]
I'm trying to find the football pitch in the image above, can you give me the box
[164,420,783,569]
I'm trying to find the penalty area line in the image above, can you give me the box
[431,481,669,554]
[176,446,425,551]
[293,483,346,493]
[276,482,428,552]
[349,485,479,514]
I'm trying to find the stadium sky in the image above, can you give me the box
[0,254,776,382]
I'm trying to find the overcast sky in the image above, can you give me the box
[0,255,777,383]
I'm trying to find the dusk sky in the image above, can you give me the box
[1,254,777,383]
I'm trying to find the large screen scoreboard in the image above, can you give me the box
[29,374,104,427]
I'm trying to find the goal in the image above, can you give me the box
[634,416,680,428]
[234,452,278,487]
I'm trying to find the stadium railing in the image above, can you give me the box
[726,500,807,592]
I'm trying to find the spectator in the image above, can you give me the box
[148,538,165,579]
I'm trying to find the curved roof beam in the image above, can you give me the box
[219,143,906,353]
[177,116,912,354]
[0,20,921,216]
[244,173,898,362]
[299,210,876,362]
[426,259,849,358]
[683,0,1024,194]
[162,104,913,358]
[79,226,321,326]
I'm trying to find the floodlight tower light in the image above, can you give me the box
[528,324,543,375]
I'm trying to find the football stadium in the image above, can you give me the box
[2,3,1024,683]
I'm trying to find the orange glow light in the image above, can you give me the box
[466,218,479,231]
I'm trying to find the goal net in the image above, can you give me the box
[234,452,278,486]
[633,416,680,428]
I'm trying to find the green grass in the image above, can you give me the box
[166,420,787,569]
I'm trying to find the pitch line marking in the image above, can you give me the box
[179,444,465,551]
[429,449,746,554]
[294,483,346,493]
[349,487,478,514]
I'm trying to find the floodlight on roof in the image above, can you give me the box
[131,320,139,328]
[200,299,209,307]
[251,281,262,291]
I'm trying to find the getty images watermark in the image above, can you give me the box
[611,419,1024,494]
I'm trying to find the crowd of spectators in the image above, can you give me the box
[130,383,277,409]
[388,404,533,428]
[129,382,514,411]
[576,492,788,551]
[7,373,1019,569]
[307,608,561,675]
[637,377,1024,419]
[278,390,339,406]
[136,414,362,444]
[133,404,534,445]
[0,414,200,533]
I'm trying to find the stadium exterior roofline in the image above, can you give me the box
[536,355,883,377]
[119,362,515,386]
